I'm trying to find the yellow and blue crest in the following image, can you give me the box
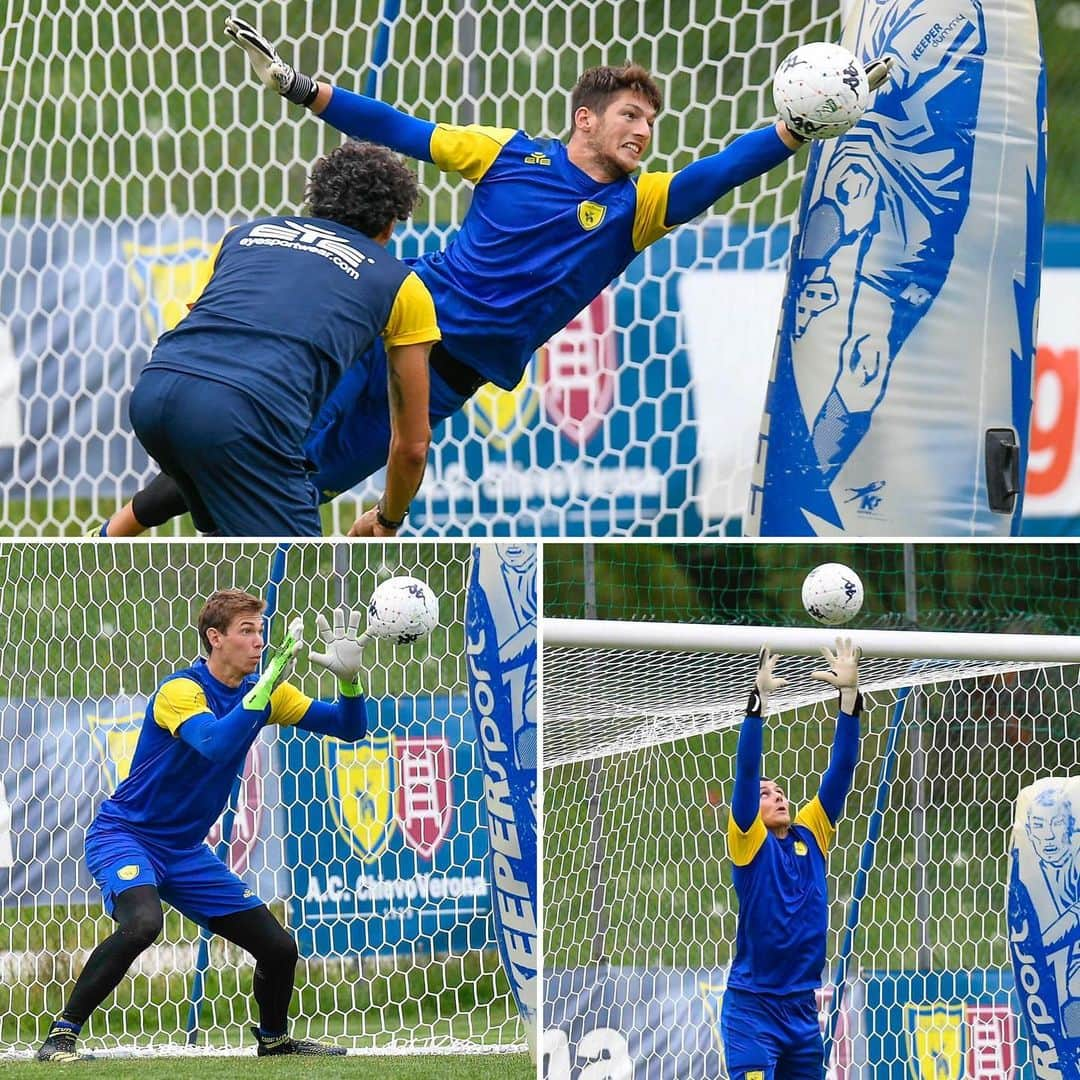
[124,237,220,338]
[87,712,143,792]
[905,1002,965,1080]
[323,736,396,863]
[577,200,607,231]
[467,364,540,452]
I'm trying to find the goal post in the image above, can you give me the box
[0,541,527,1058]
[543,618,1080,1078]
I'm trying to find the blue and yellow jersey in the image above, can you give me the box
[413,125,676,389]
[148,215,439,445]
[725,796,835,995]
[95,658,312,849]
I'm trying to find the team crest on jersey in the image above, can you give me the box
[124,238,220,338]
[394,737,454,858]
[538,290,617,445]
[577,201,607,230]
[88,711,143,790]
[205,742,265,874]
[794,840,808,855]
[325,738,396,862]
[905,1003,964,1080]
[468,366,540,451]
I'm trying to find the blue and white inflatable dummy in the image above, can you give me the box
[465,544,538,1053]
[1009,777,1080,1079]
[748,0,1045,536]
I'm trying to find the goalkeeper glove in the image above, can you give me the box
[243,617,304,711]
[308,608,369,696]
[224,15,319,107]
[811,636,863,714]
[747,645,787,717]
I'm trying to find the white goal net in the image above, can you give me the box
[0,542,525,1057]
[0,0,840,537]
[543,621,1080,1079]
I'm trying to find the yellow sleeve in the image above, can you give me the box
[727,812,768,867]
[153,678,211,736]
[186,232,228,309]
[268,682,314,727]
[383,271,442,348]
[794,795,836,856]
[429,123,517,182]
[632,171,677,252]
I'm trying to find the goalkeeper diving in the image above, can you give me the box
[723,639,862,1080]
[38,591,372,1061]
[100,18,893,537]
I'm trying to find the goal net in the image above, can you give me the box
[543,619,1080,1079]
[0,0,839,537]
[0,542,525,1058]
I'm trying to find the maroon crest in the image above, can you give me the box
[206,742,265,874]
[393,737,454,859]
[540,290,618,446]
[965,1005,1015,1080]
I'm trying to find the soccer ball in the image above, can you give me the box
[802,563,864,626]
[772,42,869,140]
[367,576,439,644]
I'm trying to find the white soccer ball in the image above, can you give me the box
[367,576,439,644]
[802,563,864,626]
[772,42,869,140]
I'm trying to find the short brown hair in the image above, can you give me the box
[571,64,663,126]
[197,589,265,655]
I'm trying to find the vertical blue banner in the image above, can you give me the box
[465,544,538,1046]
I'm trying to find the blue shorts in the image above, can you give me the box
[130,367,323,537]
[305,341,472,500]
[720,987,825,1080]
[85,824,264,929]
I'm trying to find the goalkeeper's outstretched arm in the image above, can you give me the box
[731,646,787,831]
[811,638,862,823]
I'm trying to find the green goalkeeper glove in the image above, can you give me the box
[308,608,369,696]
[810,636,863,714]
[224,14,319,106]
[747,645,787,717]
[243,617,304,711]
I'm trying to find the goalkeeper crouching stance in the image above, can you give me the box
[723,639,861,1080]
[38,589,371,1062]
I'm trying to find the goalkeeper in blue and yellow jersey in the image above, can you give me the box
[723,640,862,1080]
[100,17,893,538]
[37,589,371,1062]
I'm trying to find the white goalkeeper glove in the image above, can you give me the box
[747,645,787,717]
[224,14,319,106]
[243,617,304,711]
[811,637,863,714]
[308,608,369,696]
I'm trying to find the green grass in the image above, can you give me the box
[0,1054,534,1079]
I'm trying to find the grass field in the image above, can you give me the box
[0,1053,534,1080]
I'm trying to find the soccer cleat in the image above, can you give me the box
[36,1027,94,1063]
[251,1026,346,1056]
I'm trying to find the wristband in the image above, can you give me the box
[376,500,406,530]
[284,71,319,107]
[338,676,363,699]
